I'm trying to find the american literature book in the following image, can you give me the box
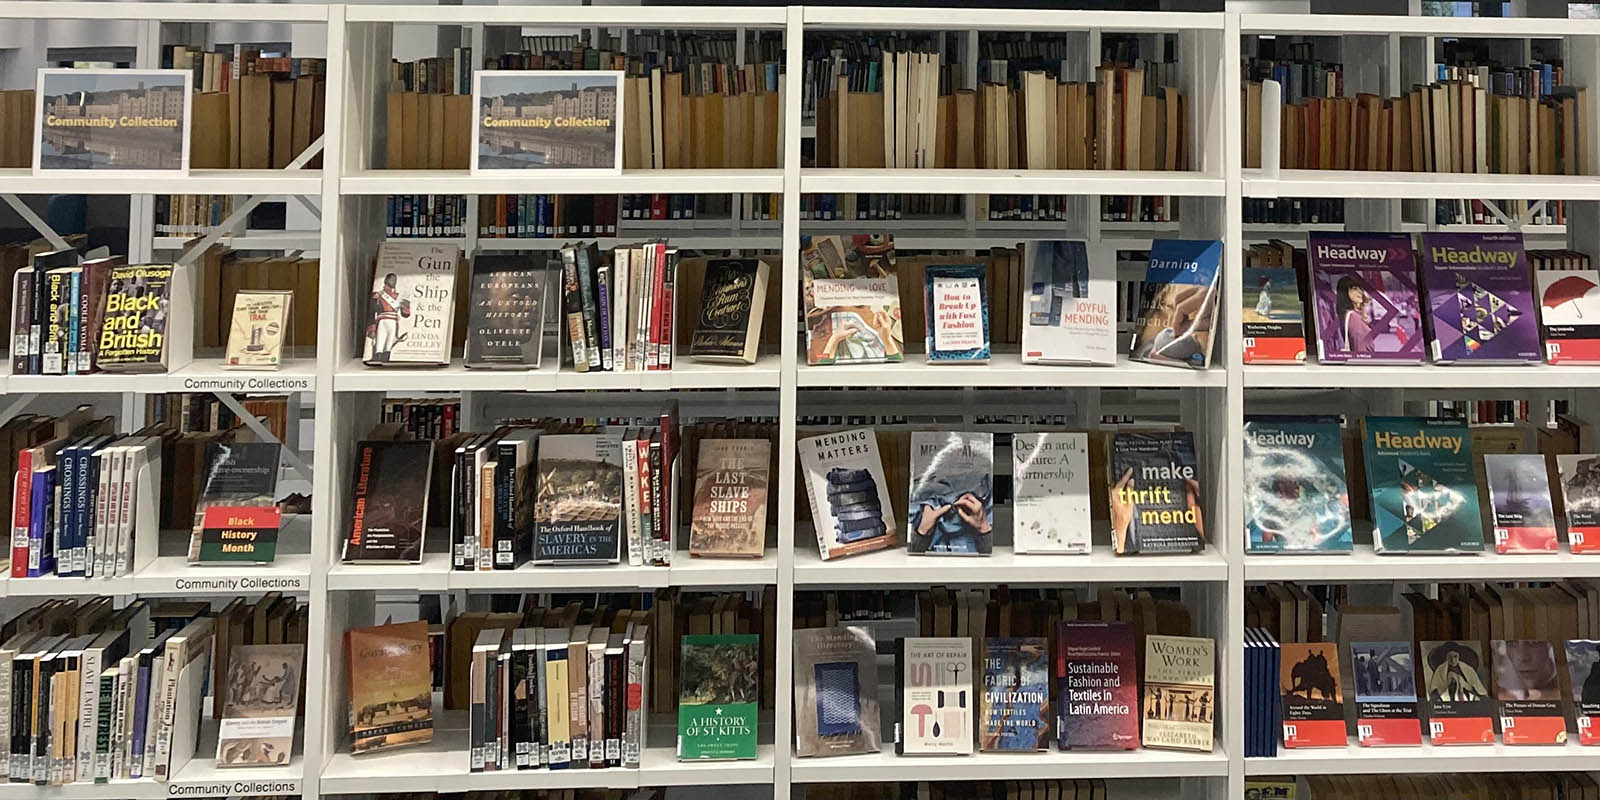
[186,442,282,564]
[1484,453,1558,553]
[1420,640,1495,745]
[1242,265,1307,363]
[346,621,433,754]
[342,441,434,563]
[1306,233,1424,364]
[1362,417,1483,554]
[1279,642,1344,748]
[677,634,759,761]
[534,434,623,564]
[96,265,174,372]
[216,644,302,767]
[472,71,622,173]
[906,432,993,556]
[793,626,881,758]
[800,234,903,365]
[1128,239,1223,370]
[893,638,973,756]
[1010,432,1091,554]
[1492,639,1567,745]
[223,290,291,370]
[463,253,548,368]
[1351,641,1422,747]
[1536,268,1600,364]
[687,438,770,558]
[796,429,899,561]
[1055,621,1137,750]
[1418,233,1540,364]
[1021,240,1116,366]
[924,264,989,363]
[979,637,1049,752]
[1243,416,1352,553]
[690,258,770,364]
[1142,635,1214,752]
[1558,454,1600,554]
[1564,639,1600,745]
[362,242,459,366]
[1109,431,1204,555]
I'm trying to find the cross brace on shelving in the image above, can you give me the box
[209,391,313,482]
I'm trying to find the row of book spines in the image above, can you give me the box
[801,194,955,221]
[0,90,36,169]
[812,779,1108,800]
[1243,198,1345,226]
[10,255,127,377]
[154,195,237,235]
[561,243,676,375]
[1426,399,1538,425]
[384,92,473,170]
[380,399,462,441]
[196,251,319,351]
[1293,773,1596,800]
[450,433,534,573]
[1435,198,1565,226]
[189,73,326,171]
[481,195,620,240]
[9,429,152,580]
[167,45,326,91]
[620,73,784,171]
[389,49,473,96]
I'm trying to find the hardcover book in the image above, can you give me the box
[895,637,973,755]
[1306,233,1424,364]
[186,442,282,564]
[907,432,993,556]
[1536,268,1600,364]
[687,438,770,558]
[223,290,291,370]
[979,637,1049,752]
[96,265,174,373]
[1279,642,1344,748]
[362,242,460,366]
[1351,641,1421,747]
[463,253,548,368]
[215,644,302,767]
[800,235,903,365]
[1419,232,1540,364]
[689,258,770,364]
[1021,240,1116,366]
[346,621,433,754]
[534,434,623,564]
[1109,431,1204,555]
[342,441,434,563]
[1128,239,1223,370]
[1492,639,1567,745]
[1484,453,1557,553]
[1419,640,1494,745]
[796,429,899,561]
[924,264,989,363]
[1558,454,1600,554]
[1362,417,1483,554]
[1142,635,1215,752]
[1055,621,1137,750]
[1243,416,1352,553]
[1242,265,1307,364]
[677,634,759,761]
[793,626,881,758]
[1564,640,1600,745]
[1010,432,1091,554]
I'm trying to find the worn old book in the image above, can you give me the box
[1492,639,1566,745]
[341,441,434,564]
[1109,431,1205,555]
[907,432,993,556]
[800,234,903,365]
[1141,635,1215,752]
[346,621,433,754]
[689,258,770,364]
[1362,417,1483,554]
[1243,416,1352,553]
[677,634,759,761]
[223,290,292,370]
[1055,622,1137,750]
[1278,642,1345,748]
[362,242,459,366]
[979,637,1049,752]
[1351,641,1422,747]
[534,434,623,564]
[215,644,302,767]
[1419,640,1494,745]
[796,428,900,561]
[687,439,770,559]
[793,626,880,758]
[97,265,175,373]
[186,442,282,564]
[463,253,549,369]
[1010,432,1090,554]
[894,637,973,755]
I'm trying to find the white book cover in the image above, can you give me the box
[796,428,900,561]
[1011,432,1092,554]
[898,637,974,755]
[362,242,460,365]
[1021,241,1117,365]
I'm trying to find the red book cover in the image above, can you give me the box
[10,449,33,578]
[1492,640,1568,745]
[1351,641,1422,747]
[1054,621,1137,750]
[1564,640,1600,745]
[1280,642,1346,748]
[1421,640,1496,745]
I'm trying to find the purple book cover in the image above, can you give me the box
[1055,621,1138,750]
[1308,233,1424,364]
[1418,232,1540,364]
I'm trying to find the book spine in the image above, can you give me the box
[611,251,629,372]
[546,648,569,769]
[151,647,179,779]
[7,660,22,781]
[28,470,49,577]
[76,649,100,780]
[65,271,79,376]
[113,449,134,577]
[576,249,602,370]
[648,439,664,566]
[469,648,485,772]
[9,451,31,579]
[43,273,65,375]
[636,437,653,567]
[449,447,466,570]
[29,264,45,375]
[498,649,511,769]
[510,646,529,768]
[622,635,645,768]
[621,437,642,567]
[562,255,589,373]
[128,660,149,779]
[660,252,676,370]
[534,642,548,767]
[86,449,103,579]
[494,442,516,570]
[93,671,112,783]
[647,246,666,369]
[478,463,494,572]
[588,648,605,768]
[12,270,32,375]
[107,666,126,780]
[604,651,623,767]
[596,264,614,372]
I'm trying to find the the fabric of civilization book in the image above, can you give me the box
[687,438,770,559]
[894,637,973,755]
[906,432,993,556]
[1128,239,1222,370]
[186,442,282,564]
[796,429,899,561]
[1351,641,1421,746]
[1362,416,1483,554]
[1558,454,1600,554]
[215,643,302,767]
[1243,416,1352,553]
[1419,640,1494,745]
[924,264,989,363]
[534,434,623,564]
[1279,642,1345,748]
[1418,232,1540,364]
[463,253,548,368]
[1306,232,1425,364]
[979,637,1049,752]
[1484,453,1558,553]
[689,258,770,364]
[677,634,759,761]
[346,621,433,754]
[1564,640,1600,745]
[1010,432,1091,554]
[800,234,903,365]
[1109,431,1204,555]
[1055,621,1137,750]
[1492,639,1567,745]
[223,290,291,370]
[96,264,174,373]
[1536,268,1600,364]
[342,441,434,563]
[1021,240,1116,366]
[1141,635,1215,752]
[1241,264,1307,363]
[792,626,881,758]
[362,242,459,365]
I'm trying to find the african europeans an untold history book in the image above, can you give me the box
[906,432,993,556]
[687,438,770,558]
[923,264,990,363]
[96,264,174,372]
[1537,268,1600,364]
[1306,232,1424,364]
[463,253,549,368]
[346,620,434,754]
[1419,640,1494,745]
[1128,239,1222,370]
[362,241,459,366]
[1362,417,1483,554]
[1558,454,1600,554]
[678,634,759,761]
[1021,240,1116,366]
[1055,621,1137,750]
[1010,432,1091,554]
[1278,642,1344,748]
[224,290,291,369]
[1484,453,1558,553]
[1141,635,1214,752]
[980,637,1049,752]
[800,234,903,365]
[1242,416,1352,554]
[896,637,973,755]
[793,626,881,758]
[1241,265,1307,364]
[1492,639,1567,745]
[796,428,899,561]
[534,434,623,564]
[342,440,434,563]
[1109,431,1204,555]
[1418,232,1541,364]
[187,441,282,564]
[1351,641,1423,747]
[216,643,303,767]
[1563,640,1600,745]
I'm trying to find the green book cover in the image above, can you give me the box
[678,634,759,761]
[1363,416,1483,554]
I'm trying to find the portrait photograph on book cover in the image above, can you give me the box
[34,69,192,174]
[1308,233,1423,363]
[472,70,622,174]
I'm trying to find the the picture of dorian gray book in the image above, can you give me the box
[906,432,993,556]
[35,69,192,173]
[472,71,622,174]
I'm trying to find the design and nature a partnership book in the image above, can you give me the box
[1243,416,1352,553]
[1307,232,1424,364]
[1010,432,1091,554]
[1362,417,1482,554]
[906,432,993,556]
[1418,232,1540,365]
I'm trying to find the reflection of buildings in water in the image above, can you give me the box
[479,130,611,167]
[42,85,186,169]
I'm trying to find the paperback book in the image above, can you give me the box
[223,290,291,370]
[1362,417,1483,554]
[463,253,548,368]
[923,264,990,363]
[346,621,433,754]
[1536,268,1600,364]
[1108,431,1204,555]
[793,626,881,758]
[1419,232,1540,364]
[1492,640,1566,745]
[216,644,303,767]
[1420,640,1494,745]
[689,258,770,364]
[1351,641,1422,747]
[895,637,974,755]
[1242,265,1307,364]
[1142,635,1214,752]
[362,242,460,365]
[1128,239,1222,370]
[1279,642,1344,748]
[979,637,1050,752]
[1484,453,1558,553]
[678,635,759,761]
[687,438,770,558]
[534,434,624,564]
[1055,622,1137,750]
[796,429,899,561]
[907,432,994,556]
[1564,640,1600,745]
[1557,454,1600,554]
[1243,416,1352,553]
[1307,233,1425,364]
[800,234,903,365]
[1021,240,1116,366]
[186,442,282,564]
[342,441,434,563]
[97,265,175,373]
[1010,432,1091,554]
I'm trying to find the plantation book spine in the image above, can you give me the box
[1484,453,1558,553]
[1141,635,1215,752]
[894,637,973,755]
[1362,417,1483,554]
[1055,622,1137,750]
[1351,641,1422,747]
[792,626,881,758]
[1419,232,1540,364]
[1306,232,1425,364]
[1491,639,1566,745]
[534,434,623,564]
[979,637,1049,752]
[1278,642,1344,748]
[223,290,291,370]
[1021,241,1116,365]
[1128,239,1222,369]
[1558,454,1600,553]
[97,265,174,373]
[687,438,770,558]
[1109,431,1204,555]
[924,264,990,363]
[463,254,548,368]
[1242,416,1352,553]
[361,242,458,365]
[677,634,759,760]
[1011,432,1090,554]
[906,432,993,556]
[1419,640,1494,745]
[689,258,769,364]
[342,441,434,563]
[795,429,899,561]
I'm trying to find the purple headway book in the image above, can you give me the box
[1418,232,1541,364]
[1307,232,1425,364]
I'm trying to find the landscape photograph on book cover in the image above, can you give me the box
[35,69,192,172]
[1485,454,1557,553]
[472,70,622,173]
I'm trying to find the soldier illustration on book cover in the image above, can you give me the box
[366,271,413,363]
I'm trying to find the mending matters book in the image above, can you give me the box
[472,70,623,174]
[187,442,283,564]
[793,626,881,758]
[534,434,624,564]
[463,253,548,369]
[1362,416,1483,554]
[346,620,434,754]
[678,634,759,761]
[35,69,191,174]
[1307,232,1424,364]
[1418,232,1540,364]
[1243,415,1352,554]
[1109,431,1204,555]
[1055,621,1137,750]
[1022,240,1116,366]
[800,234,903,366]
[363,242,460,366]
[796,428,899,561]
[342,440,434,563]
[1128,239,1222,370]
[689,258,770,364]
[906,432,993,556]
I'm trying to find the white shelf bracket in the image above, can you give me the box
[288,135,325,171]
[0,394,37,428]
[292,195,323,221]
[1,194,70,251]
[210,391,314,482]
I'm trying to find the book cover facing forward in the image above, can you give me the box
[1128,239,1222,370]
[1243,416,1352,553]
[1279,642,1345,748]
[1484,453,1558,553]
[1307,232,1424,364]
[688,438,770,558]
[1109,431,1204,555]
[677,634,759,761]
[346,621,433,754]
[1492,639,1566,745]
[980,637,1049,752]
[534,434,623,564]
[1420,640,1494,745]
[1564,640,1600,745]
[1141,635,1215,752]
[1419,232,1540,364]
[1055,622,1137,750]
[1351,641,1422,747]
[216,644,303,767]
[793,626,881,758]
[895,637,974,755]
[906,432,993,556]
[1362,417,1482,554]
[800,234,902,365]
[1559,454,1600,554]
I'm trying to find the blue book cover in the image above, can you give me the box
[1363,416,1483,553]
[28,466,55,577]
[66,271,80,375]
[1243,416,1352,553]
[980,637,1049,752]
[924,264,989,363]
[1418,232,1541,364]
[1129,239,1222,369]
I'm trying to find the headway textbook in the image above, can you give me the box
[1362,417,1483,554]
[1307,232,1424,364]
[1418,232,1540,364]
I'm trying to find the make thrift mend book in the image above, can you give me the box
[1109,431,1204,555]
[1021,240,1116,366]
[1055,622,1137,750]
[1306,232,1424,364]
[800,234,903,365]
[1351,641,1423,747]
[678,634,759,760]
[1129,239,1222,369]
[1243,416,1352,553]
[1418,232,1540,364]
[1279,642,1344,748]
[907,432,993,556]
[796,428,899,561]
[1010,432,1091,554]
[895,637,974,755]
[1484,453,1558,553]
[924,264,989,363]
[980,637,1049,752]
[1362,417,1483,554]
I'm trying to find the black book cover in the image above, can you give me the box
[1109,431,1205,554]
[464,254,548,368]
[343,440,434,563]
[188,441,282,562]
[690,258,768,363]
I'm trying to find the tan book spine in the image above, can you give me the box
[1095,68,1114,169]
[270,79,294,168]
[1244,81,1262,170]
[426,93,445,170]
[1393,96,1411,171]
[1410,89,1426,172]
